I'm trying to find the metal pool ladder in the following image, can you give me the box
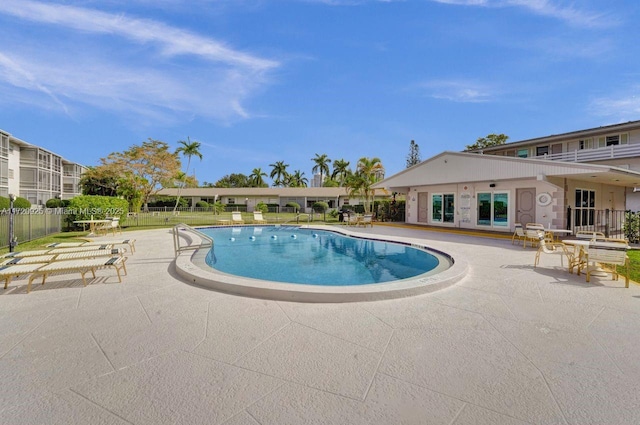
[172,223,213,257]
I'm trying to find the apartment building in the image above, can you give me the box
[0,129,85,204]
[376,120,640,232]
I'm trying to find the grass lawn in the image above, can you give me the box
[626,249,640,284]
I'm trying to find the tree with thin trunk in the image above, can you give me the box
[356,157,384,213]
[406,140,421,168]
[331,159,351,186]
[269,161,289,187]
[173,137,202,213]
[311,153,331,187]
[249,167,268,187]
[288,170,309,187]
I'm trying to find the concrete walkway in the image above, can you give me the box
[1,225,639,424]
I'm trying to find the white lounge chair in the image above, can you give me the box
[83,238,135,253]
[232,211,245,224]
[253,211,267,224]
[27,256,128,293]
[357,214,373,228]
[0,255,56,266]
[0,263,48,290]
[47,239,136,253]
[344,213,359,226]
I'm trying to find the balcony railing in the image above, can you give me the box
[535,143,640,163]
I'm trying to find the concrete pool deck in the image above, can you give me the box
[1,225,639,424]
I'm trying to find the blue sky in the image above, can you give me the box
[1,0,639,186]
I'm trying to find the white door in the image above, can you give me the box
[516,188,535,225]
[418,193,428,223]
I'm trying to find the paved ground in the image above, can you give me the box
[1,225,639,425]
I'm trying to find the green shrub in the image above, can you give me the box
[46,198,63,208]
[0,196,31,210]
[149,196,188,208]
[312,201,328,213]
[624,211,640,243]
[286,202,300,212]
[255,202,269,213]
[195,201,209,208]
[67,195,129,224]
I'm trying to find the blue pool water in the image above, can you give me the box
[198,226,441,286]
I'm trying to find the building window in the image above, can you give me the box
[574,189,595,227]
[227,198,235,204]
[598,134,627,147]
[517,149,528,158]
[432,194,455,223]
[477,192,509,227]
[579,139,592,150]
[536,146,549,156]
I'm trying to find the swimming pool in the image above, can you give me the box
[174,224,466,302]
[199,226,442,286]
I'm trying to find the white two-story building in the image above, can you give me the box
[375,120,640,234]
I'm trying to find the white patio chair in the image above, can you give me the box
[533,232,573,270]
[524,223,545,248]
[511,223,525,245]
[585,238,630,287]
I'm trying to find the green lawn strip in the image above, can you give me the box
[625,249,640,284]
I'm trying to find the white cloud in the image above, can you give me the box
[590,90,640,121]
[0,0,277,70]
[419,79,496,103]
[0,0,279,124]
[432,0,615,28]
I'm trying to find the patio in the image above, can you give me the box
[1,225,639,424]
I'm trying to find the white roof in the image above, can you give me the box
[374,151,640,191]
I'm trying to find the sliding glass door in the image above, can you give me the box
[477,192,509,227]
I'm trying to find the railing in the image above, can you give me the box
[535,143,640,163]
[0,209,63,250]
[172,223,213,258]
[278,213,313,227]
[567,208,628,240]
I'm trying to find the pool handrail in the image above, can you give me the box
[172,223,213,258]
[278,213,312,226]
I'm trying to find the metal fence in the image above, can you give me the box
[566,208,638,241]
[0,210,63,250]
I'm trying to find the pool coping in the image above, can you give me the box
[173,224,468,302]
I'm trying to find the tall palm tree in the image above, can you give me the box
[355,157,384,213]
[249,167,267,187]
[289,170,308,187]
[331,158,351,186]
[173,137,202,213]
[269,160,289,187]
[311,153,331,187]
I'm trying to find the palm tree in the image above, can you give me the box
[311,153,331,187]
[331,158,351,186]
[269,160,289,187]
[249,167,268,187]
[289,170,308,187]
[173,137,202,213]
[355,157,384,213]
